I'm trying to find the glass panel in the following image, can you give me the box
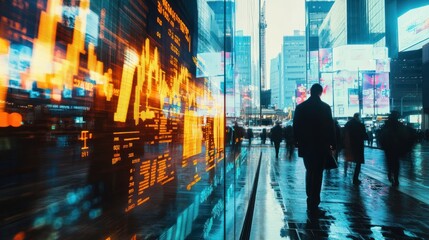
[225,0,261,239]
[0,0,233,239]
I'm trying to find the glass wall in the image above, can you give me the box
[0,0,260,239]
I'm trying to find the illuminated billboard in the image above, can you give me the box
[296,84,307,105]
[332,70,359,117]
[398,5,429,52]
[333,45,376,71]
[308,51,319,82]
[319,48,333,72]
[320,72,333,107]
[329,45,390,117]
[362,73,390,115]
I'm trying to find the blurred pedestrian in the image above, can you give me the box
[367,127,374,147]
[293,83,336,214]
[284,125,295,159]
[260,128,267,144]
[232,122,245,149]
[226,125,233,146]
[246,127,254,145]
[344,113,368,185]
[378,111,415,186]
[425,129,429,141]
[334,120,343,160]
[271,121,283,158]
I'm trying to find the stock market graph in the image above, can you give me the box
[0,0,227,239]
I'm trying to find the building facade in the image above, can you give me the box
[235,34,253,117]
[270,54,281,109]
[283,32,306,109]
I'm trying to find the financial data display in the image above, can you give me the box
[0,0,230,239]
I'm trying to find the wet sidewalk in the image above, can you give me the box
[248,142,429,239]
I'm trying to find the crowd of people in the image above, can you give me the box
[227,83,421,216]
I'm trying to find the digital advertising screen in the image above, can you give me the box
[319,48,333,72]
[0,1,232,239]
[398,5,429,52]
[308,51,319,83]
[320,72,333,107]
[333,45,376,71]
[362,73,390,115]
[296,84,307,105]
[332,70,359,117]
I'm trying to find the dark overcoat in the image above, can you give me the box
[293,96,336,159]
[344,118,367,164]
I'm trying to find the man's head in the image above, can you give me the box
[310,83,323,97]
[353,113,360,119]
[389,111,400,121]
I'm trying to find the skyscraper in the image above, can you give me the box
[283,31,306,109]
[260,0,268,90]
[305,0,335,87]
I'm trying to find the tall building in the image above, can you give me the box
[390,1,429,125]
[260,0,268,90]
[306,0,335,51]
[235,33,252,118]
[318,0,391,118]
[305,0,335,88]
[283,31,306,109]
[368,0,386,47]
[270,54,281,109]
[207,0,235,52]
[318,0,387,48]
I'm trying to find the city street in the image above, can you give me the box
[249,141,429,239]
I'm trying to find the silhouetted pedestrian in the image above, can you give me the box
[334,120,343,159]
[367,128,374,147]
[226,125,233,146]
[293,83,336,214]
[232,122,245,149]
[284,125,294,159]
[260,128,267,144]
[246,128,254,145]
[425,129,429,141]
[378,111,415,186]
[344,113,368,185]
[271,122,283,158]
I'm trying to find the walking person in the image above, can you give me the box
[271,121,283,159]
[284,125,295,159]
[378,111,415,186]
[293,84,336,214]
[334,119,343,160]
[246,127,254,146]
[344,113,368,185]
[367,127,374,147]
[260,128,267,144]
[232,122,245,149]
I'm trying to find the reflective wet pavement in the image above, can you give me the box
[249,141,429,239]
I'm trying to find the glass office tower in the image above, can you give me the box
[305,0,335,90]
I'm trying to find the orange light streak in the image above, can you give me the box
[183,109,202,160]
[114,49,139,123]
[30,0,62,87]
[0,38,9,111]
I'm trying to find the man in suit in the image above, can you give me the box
[293,83,336,214]
[271,121,283,158]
